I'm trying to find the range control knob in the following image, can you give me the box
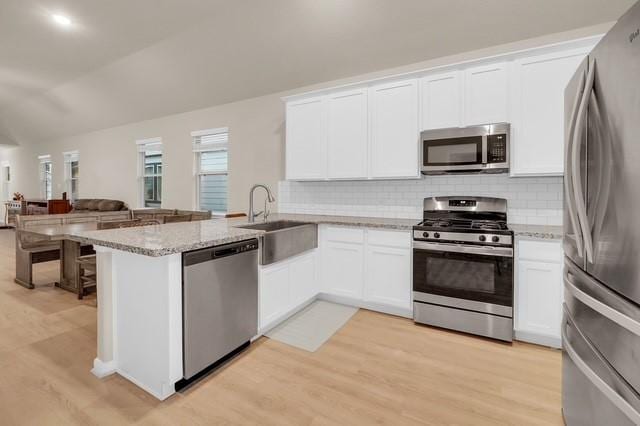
[478,235,486,242]
[422,232,429,238]
[433,232,440,239]
[492,236,500,243]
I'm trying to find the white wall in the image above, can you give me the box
[0,23,608,216]
[0,94,285,213]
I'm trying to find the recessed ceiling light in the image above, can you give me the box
[51,14,72,27]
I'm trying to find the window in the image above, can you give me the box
[193,128,228,213]
[63,151,79,201]
[1,163,9,202]
[38,155,52,200]
[137,138,162,208]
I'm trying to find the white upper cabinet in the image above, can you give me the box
[284,37,599,179]
[510,49,589,176]
[369,79,420,178]
[327,88,369,179]
[420,71,462,130]
[286,96,327,180]
[464,62,509,126]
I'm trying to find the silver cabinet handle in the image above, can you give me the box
[562,324,640,424]
[565,274,640,337]
[564,69,586,257]
[413,241,513,257]
[572,59,596,263]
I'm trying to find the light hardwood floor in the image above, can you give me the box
[0,229,563,425]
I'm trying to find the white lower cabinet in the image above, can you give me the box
[515,239,564,348]
[363,230,412,310]
[289,252,317,307]
[320,226,412,316]
[322,240,365,299]
[259,250,317,332]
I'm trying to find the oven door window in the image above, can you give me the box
[424,136,482,166]
[413,249,513,306]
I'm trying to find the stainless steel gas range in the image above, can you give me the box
[412,196,514,342]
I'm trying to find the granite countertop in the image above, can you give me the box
[71,212,562,257]
[73,220,265,257]
[70,213,417,257]
[509,224,563,240]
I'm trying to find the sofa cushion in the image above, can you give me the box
[72,199,91,211]
[87,199,103,211]
[98,200,125,212]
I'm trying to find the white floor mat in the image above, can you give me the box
[265,300,359,352]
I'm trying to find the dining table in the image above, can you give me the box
[19,222,99,293]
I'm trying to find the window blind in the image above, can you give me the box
[136,137,163,153]
[192,128,229,213]
[192,128,228,153]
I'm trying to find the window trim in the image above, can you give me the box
[63,150,79,201]
[192,128,228,214]
[136,138,163,208]
[38,155,52,200]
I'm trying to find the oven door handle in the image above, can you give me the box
[413,241,513,257]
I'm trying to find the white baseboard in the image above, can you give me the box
[257,294,413,337]
[91,358,117,378]
[116,368,175,401]
[515,330,562,349]
[258,296,318,336]
[318,293,413,319]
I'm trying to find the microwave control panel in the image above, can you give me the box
[487,134,508,163]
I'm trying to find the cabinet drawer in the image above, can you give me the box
[367,229,411,249]
[324,226,365,244]
[518,239,563,263]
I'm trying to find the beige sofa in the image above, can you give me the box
[70,199,128,212]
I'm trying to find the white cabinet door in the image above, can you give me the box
[420,71,462,130]
[516,260,563,339]
[464,62,508,125]
[285,96,327,180]
[510,49,588,176]
[327,88,368,179]
[364,245,411,309]
[289,252,317,307]
[259,263,290,328]
[323,241,364,299]
[369,79,420,178]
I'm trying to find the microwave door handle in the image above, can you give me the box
[572,60,596,264]
[481,135,488,164]
[565,70,586,256]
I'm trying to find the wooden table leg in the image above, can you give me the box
[56,239,80,292]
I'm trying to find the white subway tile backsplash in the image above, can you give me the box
[278,175,564,226]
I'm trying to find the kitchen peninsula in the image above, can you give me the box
[72,214,561,400]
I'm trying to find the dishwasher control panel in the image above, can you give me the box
[183,239,259,266]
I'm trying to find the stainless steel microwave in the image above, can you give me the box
[421,123,510,175]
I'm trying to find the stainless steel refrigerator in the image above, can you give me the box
[563,1,640,424]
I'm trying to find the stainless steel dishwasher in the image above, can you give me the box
[180,239,259,383]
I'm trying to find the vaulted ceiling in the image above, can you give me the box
[0,0,634,145]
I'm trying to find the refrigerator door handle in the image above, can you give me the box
[565,69,586,257]
[572,59,596,263]
[565,273,640,337]
[562,322,640,425]
[587,89,613,259]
